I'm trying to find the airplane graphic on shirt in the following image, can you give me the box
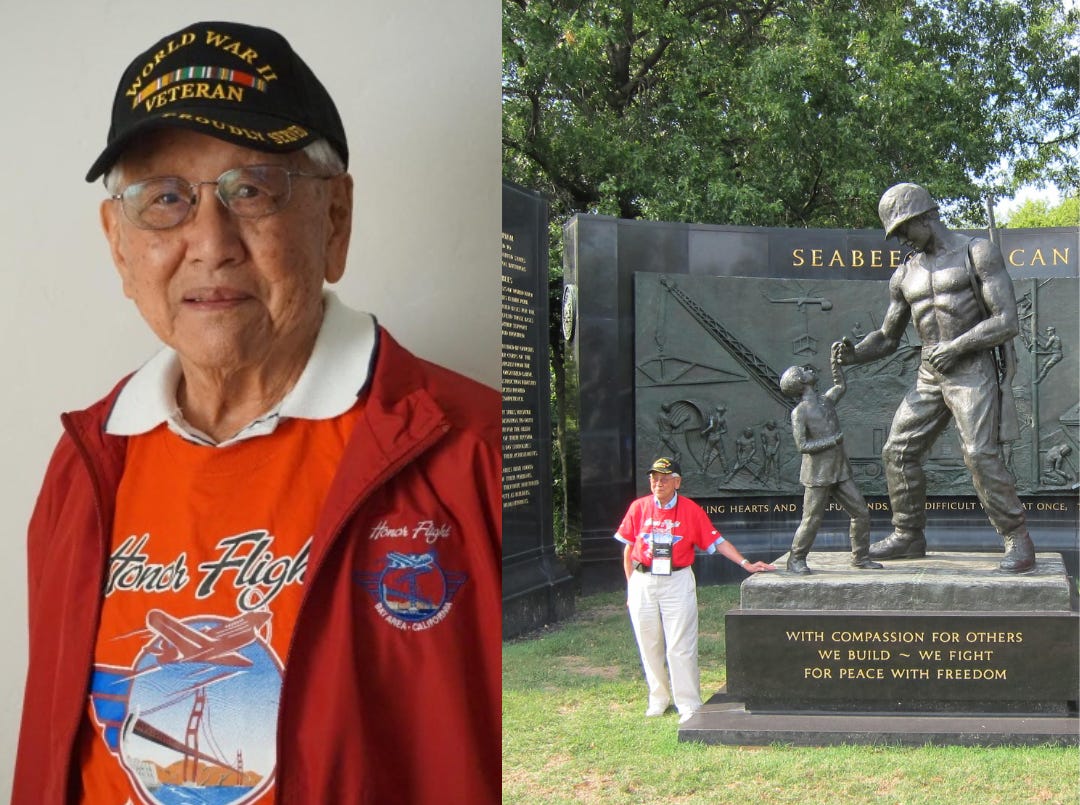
[120,609,272,679]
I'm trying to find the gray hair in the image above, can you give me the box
[103,137,346,193]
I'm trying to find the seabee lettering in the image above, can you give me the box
[791,248,905,270]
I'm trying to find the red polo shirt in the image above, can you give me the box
[614,492,724,568]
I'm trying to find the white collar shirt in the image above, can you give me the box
[105,292,377,447]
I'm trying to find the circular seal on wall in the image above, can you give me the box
[562,284,578,342]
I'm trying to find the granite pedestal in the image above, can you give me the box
[679,551,1079,746]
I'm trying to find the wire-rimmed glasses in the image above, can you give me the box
[111,165,337,230]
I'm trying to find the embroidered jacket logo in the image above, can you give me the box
[355,551,466,631]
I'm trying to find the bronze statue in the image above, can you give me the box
[836,182,1035,572]
[780,344,883,574]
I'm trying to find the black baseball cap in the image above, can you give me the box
[86,21,348,182]
[648,457,682,476]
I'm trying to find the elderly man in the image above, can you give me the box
[836,182,1033,573]
[616,457,774,724]
[12,21,501,805]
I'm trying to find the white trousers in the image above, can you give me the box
[627,567,701,715]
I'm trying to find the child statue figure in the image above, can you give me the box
[779,342,884,574]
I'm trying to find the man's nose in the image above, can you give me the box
[184,184,245,262]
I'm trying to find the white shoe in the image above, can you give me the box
[645,704,669,717]
[678,709,700,724]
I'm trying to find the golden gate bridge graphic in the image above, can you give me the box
[90,610,278,803]
[122,690,245,787]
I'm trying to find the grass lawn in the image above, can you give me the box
[503,584,1079,804]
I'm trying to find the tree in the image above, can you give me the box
[503,0,1078,559]
[1004,194,1080,227]
[503,0,1078,229]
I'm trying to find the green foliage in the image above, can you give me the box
[1004,193,1080,227]
[504,586,1080,804]
[505,0,1079,562]
[503,0,1079,229]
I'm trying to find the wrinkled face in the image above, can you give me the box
[649,471,681,505]
[101,129,353,377]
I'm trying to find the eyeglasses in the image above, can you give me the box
[111,165,337,230]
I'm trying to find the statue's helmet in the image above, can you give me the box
[878,183,939,238]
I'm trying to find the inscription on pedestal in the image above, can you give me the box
[726,610,1079,713]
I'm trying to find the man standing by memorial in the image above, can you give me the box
[616,457,774,723]
[836,182,1034,573]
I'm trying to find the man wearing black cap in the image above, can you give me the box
[615,457,774,724]
[12,22,500,805]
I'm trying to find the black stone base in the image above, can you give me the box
[726,608,1079,713]
[501,567,576,639]
[700,551,1080,745]
[725,552,1078,714]
[678,690,1080,747]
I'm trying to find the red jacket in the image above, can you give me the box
[13,330,502,804]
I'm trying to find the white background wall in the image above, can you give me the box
[0,1,499,796]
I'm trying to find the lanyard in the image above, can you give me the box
[645,497,679,574]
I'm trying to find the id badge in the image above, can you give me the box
[651,531,673,576]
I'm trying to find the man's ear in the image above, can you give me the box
[323,173,353,284]
[100,198,136,299]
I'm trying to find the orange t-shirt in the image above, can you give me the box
[76,406,360,805]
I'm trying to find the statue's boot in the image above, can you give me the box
[868,529,926,560]
[999,532,1035,573]
[786,555,811,574]
[851,553,884,570]
[851,529,883,569]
